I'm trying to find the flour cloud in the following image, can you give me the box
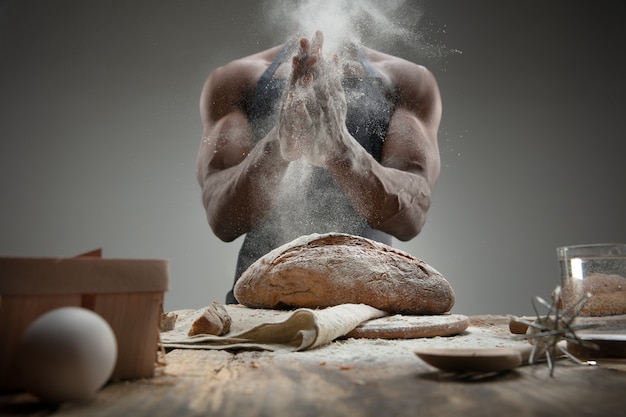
[258,0,428,54]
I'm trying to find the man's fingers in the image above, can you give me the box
[299,37,310,52]
[311,30,324,55]
[292,31,324,83]
[305,55,318,68]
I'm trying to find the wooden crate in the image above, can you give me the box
[0,251,169,392]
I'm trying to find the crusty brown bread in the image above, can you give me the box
[233,233,455,315]
[561,273,626,316]
[187,301,232,336]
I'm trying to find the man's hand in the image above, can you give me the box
[277,31,350,167]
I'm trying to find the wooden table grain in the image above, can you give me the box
[1,316,625,417]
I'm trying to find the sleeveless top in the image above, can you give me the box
[226,41,397,303]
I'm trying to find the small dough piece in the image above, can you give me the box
[188,301,232,336]
[160,312,178,332]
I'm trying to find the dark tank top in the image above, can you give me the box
[226,41,397,303]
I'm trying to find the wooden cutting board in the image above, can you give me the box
[345,314,469,339]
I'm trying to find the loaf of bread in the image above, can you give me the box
[187,301,232,336]
[233,233,455,315]
[561,273,626,316]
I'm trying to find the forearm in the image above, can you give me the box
[326,141,433,241]
[199,129,289,241]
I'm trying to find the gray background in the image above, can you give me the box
[1,0,624,315]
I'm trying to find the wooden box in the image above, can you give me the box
[0,250,169,392]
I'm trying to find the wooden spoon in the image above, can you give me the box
[415,346,533,373]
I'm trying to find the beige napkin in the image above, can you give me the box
[160,303,387,352]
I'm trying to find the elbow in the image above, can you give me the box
[209,220,240,243]
[199,181,243,242]
[207,211,242,243]
[395,227,420,242]
[378,200,429,242]
[206,196,251,242]
[375,213,422,242]
[203,197,241,242]
[392,219,423,242]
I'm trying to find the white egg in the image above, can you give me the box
[18,307,118,403]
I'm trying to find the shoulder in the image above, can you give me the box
[200,44,286,120]
[202,44,284,99]
[364,48,440,108]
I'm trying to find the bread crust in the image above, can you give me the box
[234,233,455,314]
[187,301,232,336]
[562,273,626,316]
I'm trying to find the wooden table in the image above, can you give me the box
[1,316,625,417]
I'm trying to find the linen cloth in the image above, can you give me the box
[160,303,387,352]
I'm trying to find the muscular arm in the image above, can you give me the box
[326,62,442,241]
[195,55,290,242]
[197,37,441,244]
